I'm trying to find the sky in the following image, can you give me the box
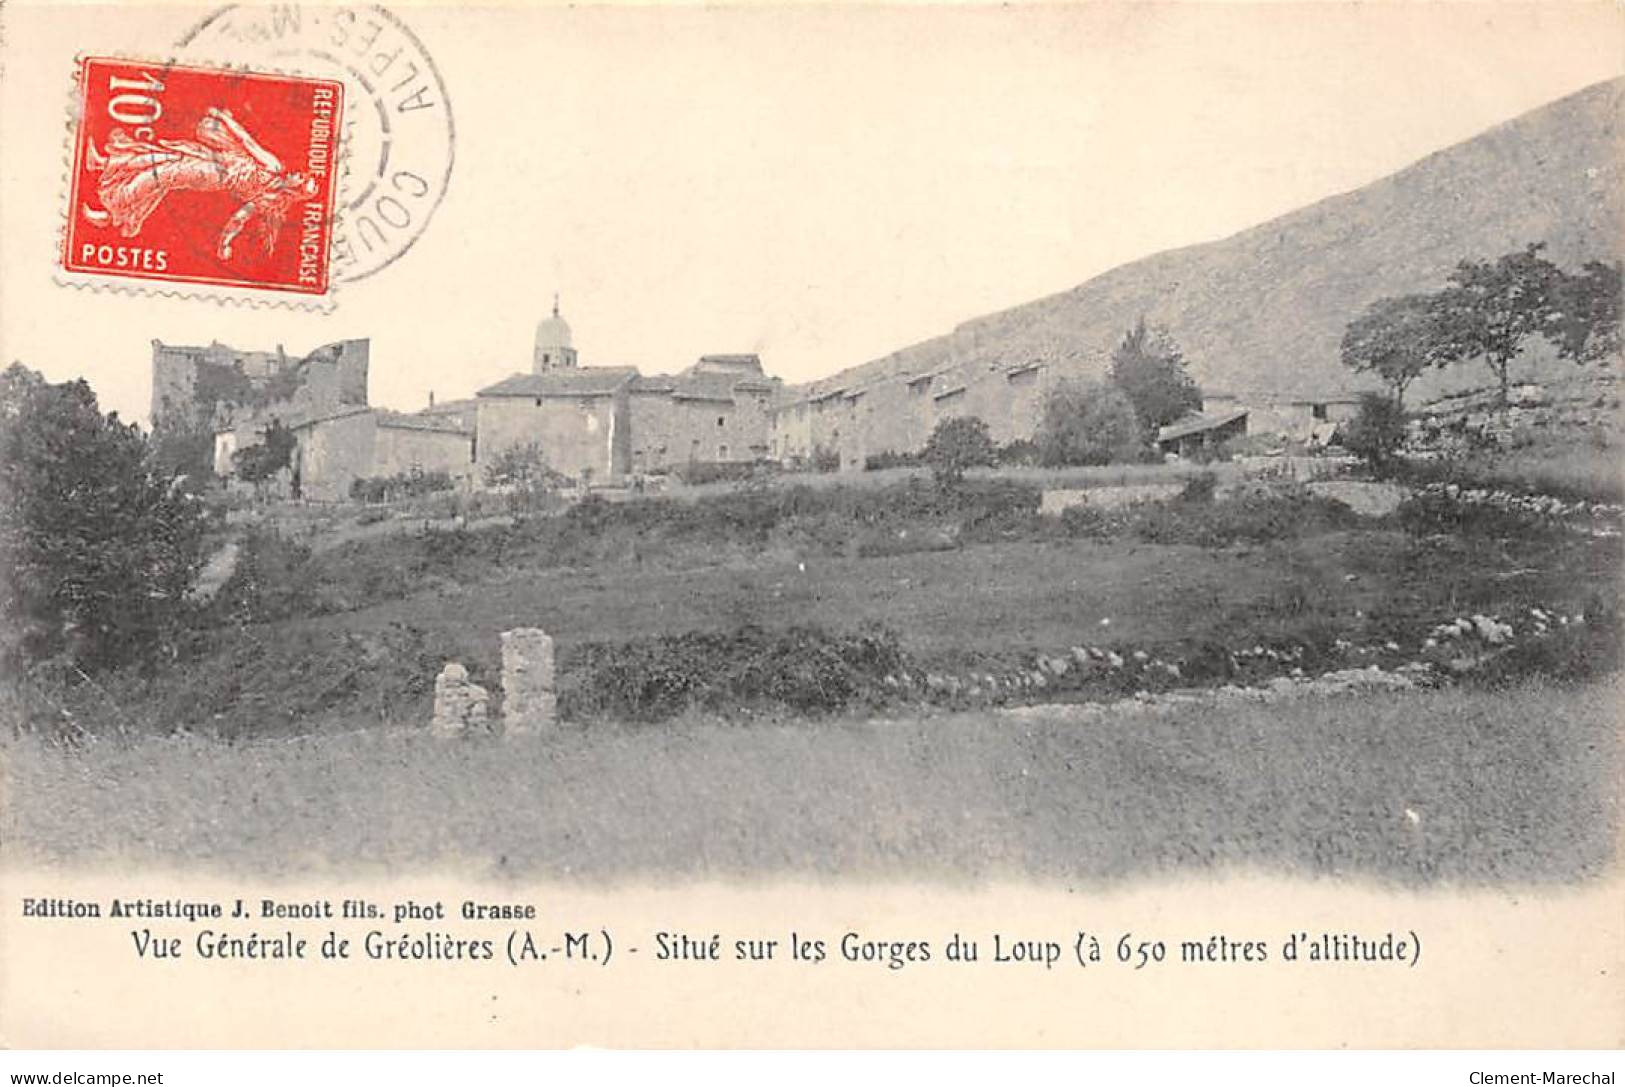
[2,1,1621,424]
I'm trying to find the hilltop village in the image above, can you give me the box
[165,301,1361,500]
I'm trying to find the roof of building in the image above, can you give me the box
[629,375,677,394]
[1157,407,1249,444]
[693,353,764,372]
[375,411,474,436]
[672,372,746,402]
[420,397,479,416]
[477,367,638,399]
[630,370,779,402]
[255,405,373,434]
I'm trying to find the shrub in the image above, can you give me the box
[923,416,996,485]
[1060,485,1361,547]
[483,441,562,490]
[1342,393,1408,472]
[231,418,296,487]
[562,623,908,722]
[1037,379,1144,467]
[349,468,455,504]
[1179,472,1218,504]
[811,446,842,473]
[864,449,923,472]
[1463,600,1621,687]
[995,438,1041,467]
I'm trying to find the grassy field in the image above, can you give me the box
[5,677,1616,885]
[16,510,1615,739]
[314,527,1603,655]
[1399,443,1625,504]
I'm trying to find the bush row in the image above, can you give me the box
[1059,483,1363,547]
[561,624,907,721]
[349,468,456,504]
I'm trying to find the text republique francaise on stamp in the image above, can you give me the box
[61,56,345,297]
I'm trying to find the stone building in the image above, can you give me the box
[628,356,777,472]
[1204,391,1361,441]
[292,408,475,501]
[771,353,1051,470]
[196,336,475,499]
[475,302,782,483]
[153,337,369,427]
[475,367,637,484]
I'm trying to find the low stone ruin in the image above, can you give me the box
[429,627,557,738]
[431,662,489,737]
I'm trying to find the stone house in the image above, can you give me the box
[770,356,1052,470]
[628,358,777,473]
[475,305,781,483]
[474,367,637,484]
[1204,391,1361,441]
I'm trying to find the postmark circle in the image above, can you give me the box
[176,3,454,284]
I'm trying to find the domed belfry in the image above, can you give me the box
[533,293,578,374]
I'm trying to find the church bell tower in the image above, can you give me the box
[533,293,578,374]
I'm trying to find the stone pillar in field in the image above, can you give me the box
[431,662,489,738]
[501,627,557,735]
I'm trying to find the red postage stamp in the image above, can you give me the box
[62,56,344,297]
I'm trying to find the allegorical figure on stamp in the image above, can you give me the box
[80,106,318,261]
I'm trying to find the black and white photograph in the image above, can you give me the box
[1,0,1621,1058]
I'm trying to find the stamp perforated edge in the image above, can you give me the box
[52,50,355,312]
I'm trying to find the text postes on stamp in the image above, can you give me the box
[63,56,345,297]
[178,4,455,284]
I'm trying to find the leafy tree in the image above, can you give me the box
[483,441,559,488]
[0,363,205,673]
[1547,260,1622,363]
[1109,318,1202,442]
[483,441,564,513]
[1340,293,1446,406]
[149,409,218,483]
[231,417,296,486]
[922,415,996,485]
[1340,392,1408,472]
[1036,379,1144,466]
[1430,243,1564,407]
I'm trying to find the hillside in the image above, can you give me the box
[799,78,1623,405]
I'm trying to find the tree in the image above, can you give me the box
[1339,293,1446,407]
[1036,379,1143,466]
[231,417,296,487]
[0,363,205,674]
[1109,318,1202,442]
[483,441,564,513]
[1340,392,1408,472]
[922,415,995,485]
[149,409,218,483]
[1547,260,1622,363]
[1431,243,1564,408]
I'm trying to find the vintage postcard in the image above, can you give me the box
[1,0,1622,1053]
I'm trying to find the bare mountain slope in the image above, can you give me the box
[801,78,1622,405]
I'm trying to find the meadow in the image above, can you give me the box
[4,464,1619,884]
[5,677,1615,885]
